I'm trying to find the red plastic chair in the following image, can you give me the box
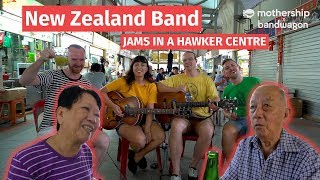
[169,132,213,173]
[117,137,163,180]
[181,134,200,158]
[32,100,45,133]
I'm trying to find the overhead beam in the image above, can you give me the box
[202,23,221,29]
[195,0,208,5]
[133,0,148,5]
[202,7,215,14]
[202,16,215,21]
[104,0,117,6]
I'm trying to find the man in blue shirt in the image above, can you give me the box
[213,70,229,97]
[222,84,319,180]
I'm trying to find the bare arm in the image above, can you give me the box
[214,81,224,87]
[19,48,55,86]
[156,82,186,93]
[223,109,238,120]
[144,104,154,144]
[100,86,123,117]
[144,104,154,132]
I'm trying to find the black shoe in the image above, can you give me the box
[150,162,158,169]
[137,156,147,169]
[128,150,137,174]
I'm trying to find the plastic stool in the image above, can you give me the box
[0,98,26,125]
[117,137,162,180]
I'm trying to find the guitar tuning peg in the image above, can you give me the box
[172,100,177,109]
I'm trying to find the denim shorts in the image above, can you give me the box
[225,117,248,136]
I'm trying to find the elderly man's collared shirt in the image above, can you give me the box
[222,130,320,180]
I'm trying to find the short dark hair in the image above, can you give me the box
[222,58,238,66]
[100,57,106,64]
[172,66,179,70]
[68,44,85,53]
[183,51,197,60]
[90,63,102,72]
[56,85,101,131]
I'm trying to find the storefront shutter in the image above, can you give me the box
[283,25,320,118]
[250,49,278,81]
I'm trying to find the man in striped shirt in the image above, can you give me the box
[7,85,101,179]
[19,44,110,169]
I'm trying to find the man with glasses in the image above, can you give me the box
[157,51,220,180]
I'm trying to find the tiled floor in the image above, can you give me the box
[0,114,319,180]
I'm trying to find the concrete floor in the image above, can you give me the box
[0,114,319,180]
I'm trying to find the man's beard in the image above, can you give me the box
[68,64,83,74]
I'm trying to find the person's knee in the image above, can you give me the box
[94,131,110,150]
[198,125,214,139]
[222,124,239,139]
[170,119,188,134]
[132,134,146,149]
[156,130,166,143]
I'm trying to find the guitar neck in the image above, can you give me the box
[125,108,176,115]
[176,102,210,107]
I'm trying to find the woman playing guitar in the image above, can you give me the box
[100,56,165,175]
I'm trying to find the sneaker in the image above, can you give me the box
[170,175,181,180]
[188,167,198,180]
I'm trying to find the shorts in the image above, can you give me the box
[172,115,214,135]
[115,115,158,133]
[225,117,248,136]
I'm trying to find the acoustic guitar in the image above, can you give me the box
[155,92,238,124]
[102,91,192,130]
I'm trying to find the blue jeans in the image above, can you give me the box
[225,117,248,136]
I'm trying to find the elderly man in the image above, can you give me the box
[222,84,320,179]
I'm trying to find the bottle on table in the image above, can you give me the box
[203,151,219,180]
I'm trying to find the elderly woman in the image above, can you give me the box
[7,85,102,179]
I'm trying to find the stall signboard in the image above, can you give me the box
[277,0,319,35]
[108,41,120,54]
[248,19,276,37]
[119,49,132,58]
[66,32,94,43]
[151,52,159,62]
[93,33,120,54]
[2,0,42,17]
[90,46,104,56]
[93,32,109,49]
[0,12,53,42]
